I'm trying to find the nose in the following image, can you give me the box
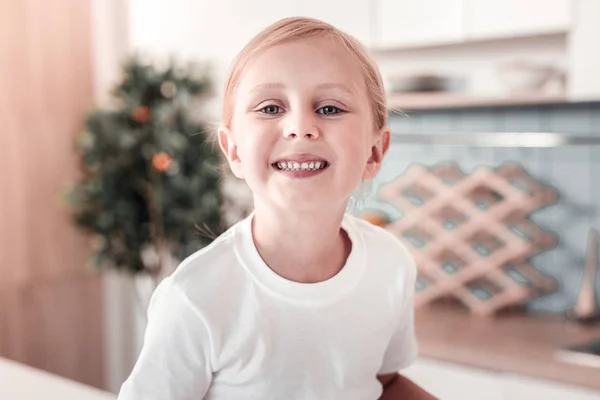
[283,112,320,140]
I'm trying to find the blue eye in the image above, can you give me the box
[260,105,281,114]
[318,105,342,115]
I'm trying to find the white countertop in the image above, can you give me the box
[3,355,599,400]
[0,357,116,400]
[403,358,600,400]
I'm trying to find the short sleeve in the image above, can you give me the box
[118,277,213,400]
[378,253,419,375]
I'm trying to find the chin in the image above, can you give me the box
[279,194,348,214]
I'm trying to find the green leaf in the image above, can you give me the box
[64,55,223,275]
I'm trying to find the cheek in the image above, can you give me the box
[236,121,277,165]
[340,129,372,161]
[336,142,370,182]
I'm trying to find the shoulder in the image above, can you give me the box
[170,223,238,285]
[157,219,249,308]
[345,214,417,306]
[345,213,416,277]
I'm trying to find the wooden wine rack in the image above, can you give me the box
[379,162,559,316]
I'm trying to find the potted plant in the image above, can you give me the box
[64,56,224,313]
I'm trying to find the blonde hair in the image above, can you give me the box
[220,16,389,131]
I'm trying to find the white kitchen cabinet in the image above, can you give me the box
[403,359,506,400]
[376,0,465,48]
[0,357,116,400]
[568,0,600,100]
[293,0,373,46]
[465,0,572,40]
[403,358,600,400]
[502,373,600,400]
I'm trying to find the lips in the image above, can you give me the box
[272,153,328,164]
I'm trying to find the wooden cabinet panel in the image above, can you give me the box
[0,0,104,390]
[0,274,103,388]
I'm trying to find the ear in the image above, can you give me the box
[362,127,391,180]
[218,126,245,179]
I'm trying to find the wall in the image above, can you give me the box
[126,0,304,121]
[0,0,104,389]
[366,102,600,313]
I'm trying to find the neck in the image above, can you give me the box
[250,201,351,284]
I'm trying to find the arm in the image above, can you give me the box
[377,243,437,399]
[118,277,212,399]
[378,373,438,400]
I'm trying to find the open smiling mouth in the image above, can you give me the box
[271,160,330,177]
[272,160,329,171]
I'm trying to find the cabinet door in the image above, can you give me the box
[501,374,600,400]
[377,0,465,48]
[293,1,373,46]
[568,0,600,100]
[403,359,506,400]
[466,0,572,40]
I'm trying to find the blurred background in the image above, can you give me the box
[1,0,600,399]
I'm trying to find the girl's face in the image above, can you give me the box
[219,36,389,213]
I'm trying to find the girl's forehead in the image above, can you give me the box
[236,37,366,96]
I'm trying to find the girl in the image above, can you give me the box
[119,17,436,400]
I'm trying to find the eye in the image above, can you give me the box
[317,105,343,115]
[259,105,282,114]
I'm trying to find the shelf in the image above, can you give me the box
[415,303,600,390]
[390,132,600,147]
[387,92,568,111]
[371,30,566,55]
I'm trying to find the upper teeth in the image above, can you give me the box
[276,161,327,171]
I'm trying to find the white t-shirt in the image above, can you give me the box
[118,213,418,400]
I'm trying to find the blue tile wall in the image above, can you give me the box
[367,102,600,314]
